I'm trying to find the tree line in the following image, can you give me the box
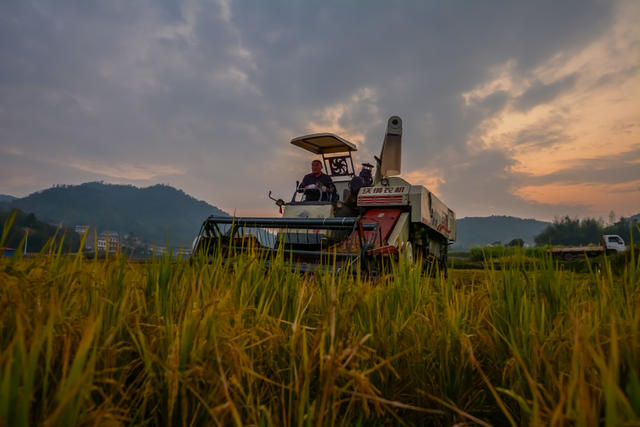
[0,209,82,253]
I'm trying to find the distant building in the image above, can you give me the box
[95,231,122,253]
[75,225,90,235]
[77,225,122,253]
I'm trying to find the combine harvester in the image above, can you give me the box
[192,116,456,274]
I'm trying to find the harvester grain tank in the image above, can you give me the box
[193,116,456,273]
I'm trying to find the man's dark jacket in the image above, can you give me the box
[300,173,333,188]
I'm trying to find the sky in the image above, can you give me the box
[0,0,638,221]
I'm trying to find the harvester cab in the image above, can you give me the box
[284,133,357,214]
[291,133,357,203]
[193,116,456,274]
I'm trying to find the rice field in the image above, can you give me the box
[1,223,639,425]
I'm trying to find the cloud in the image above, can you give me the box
[0,0,638,221]
[462,1,639,190]
[403,169,445,196]
[431,149,591,220]
[65,160,185,181]
[513,74,578,112]
[524,146,640,186]
[0,145,23,156]
[511,118,572,150]
[516,180,640,216]
[506,146,640,218]
[475,90,510,116]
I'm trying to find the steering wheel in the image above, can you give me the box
[303,188,321,201]
[301,182,331,201]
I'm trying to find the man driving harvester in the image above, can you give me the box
[299,159,335,201]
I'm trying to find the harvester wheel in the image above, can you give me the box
[439,252,448,277]
[440,243,448,277]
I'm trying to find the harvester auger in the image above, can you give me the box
[192,116,456,275]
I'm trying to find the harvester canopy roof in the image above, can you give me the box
[290,133,357,154]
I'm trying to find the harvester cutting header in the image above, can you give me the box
[193,116,456,274]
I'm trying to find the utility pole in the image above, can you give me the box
[22,227,32,256]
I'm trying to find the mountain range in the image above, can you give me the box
[0,182,226,247]
[0,195,17,203]
[0,182,556,249]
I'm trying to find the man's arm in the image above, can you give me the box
[321,174,334,188]
[301,173,333,191]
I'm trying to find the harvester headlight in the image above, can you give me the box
[381,178,389,186]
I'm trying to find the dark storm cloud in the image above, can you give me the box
[510,116,573,150]
[475,91,510,117]
[594,65,640,89]
[513,74,578,112]
[0,1,268,181]
[230,1,611,124]
[0,0,631,218]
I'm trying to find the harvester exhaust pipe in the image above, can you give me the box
[375,116,402,184]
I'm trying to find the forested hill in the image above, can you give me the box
[0,195,16,203]
[451,215,550,250]
[0,182,227,246]
[0,209,82,253]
